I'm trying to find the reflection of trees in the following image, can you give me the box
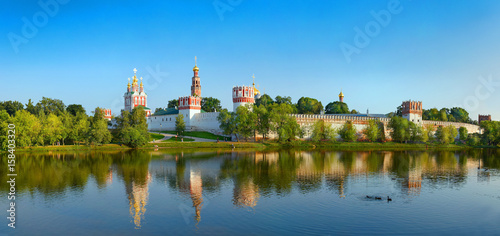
[220,150,301,196]
[0,152,117,197]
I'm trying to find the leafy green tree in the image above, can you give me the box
[325,101,349,114]
[422,124,435,143]
[116,106,150,148]
[217,109,238,141]
[235,105,256,141]
[0,110,11,150]
[253,105,270,140]
[459,127,468,141]
[480,121,500,145]
[275,96,293,105]
[25,99,39,115]
[168,99,179,108]
[255,94,274,108]
[71,112,90,145]
[269,103,301,142]
[0,101,24,116]
[37,97,66,115]
[339,120,357,142]
[88,108,112,145]
[175,114,186,136]
[439,108,448,122]
[201,97,222,112]
[467,133,480,146]
[389,116,410,143]
[59,111,73,145]
[310,119,335,142]
[44,113,63,145]
[296,97,323,114]
[12,110,41,147]
[435,125,457,144]
[67,104,86,116]
[363,120,380,142]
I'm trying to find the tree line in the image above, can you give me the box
[0,98,150,150]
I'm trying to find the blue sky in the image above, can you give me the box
[2,0,500,120]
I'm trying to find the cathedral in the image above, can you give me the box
[123,68,151,117]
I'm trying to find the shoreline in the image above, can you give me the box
[4,141,497,153]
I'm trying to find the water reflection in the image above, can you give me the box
[1,149,499,229]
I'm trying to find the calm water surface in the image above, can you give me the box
[1,149,500,235]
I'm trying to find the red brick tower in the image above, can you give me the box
[339,90,344,103]
[191,56,201,97]
[478,114,491,124]
[401,100,423,123]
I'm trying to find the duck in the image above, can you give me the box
[387,196,392,202]
[375,196,382,200]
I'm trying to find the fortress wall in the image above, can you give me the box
[291,114,391,139]
[147,114,177,131]
[189,112,225,134]
[421,120,480,134]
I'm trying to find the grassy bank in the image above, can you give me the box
[159,131,229,140]
[6,140,496,153]
[261,141,485,151]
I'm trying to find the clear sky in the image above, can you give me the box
[2,0,500,120]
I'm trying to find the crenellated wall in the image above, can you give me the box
[147,112,482,139]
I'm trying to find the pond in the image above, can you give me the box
[1,149,500,235]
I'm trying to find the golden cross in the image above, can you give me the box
[133,68,137,74]
[195,56,197,65]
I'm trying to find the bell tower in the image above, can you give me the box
[191,56,201,97]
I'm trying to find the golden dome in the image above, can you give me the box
[253,83,260,96]
[339,90,344,97]
[193,65,199,72]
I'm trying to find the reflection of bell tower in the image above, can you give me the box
[406,167,422,195]
[125,172,151,228]
[233,178,260,208]
[190,170,203,223]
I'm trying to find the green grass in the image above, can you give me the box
[150,133,165,141]
[260,141,478,151]
[148,141,264,149]
[159,131,230,140]
[162,137,195,142]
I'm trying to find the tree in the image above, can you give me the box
[253,105,271,140]
[0,110,11,150]
[325,101,349,114]
[25,99,39,115]
[339,120,357,142]
[71,112,90,145]
[435,125,457,144]
[117,106,151,148]
[0,101,24,116]
[363,120,380,142]
[274,95,292,105]
[67,104,86,116]
[479,121,500,146]
[43,113,63,145]
[269,103,301,142]
[12,110,41,147]
[459,127,468,141]
[217,109,238,141]
[389,116,410,143]
[296,97,323,114]
[201,97,222,112]
[175,114,186,135]
[235,105,256,141]
[37,97,66,115]
[422,124,435,143]
[255,94,274,108]
[310,119,335,142]
[168,99,179,108]
[88,107,112,145]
